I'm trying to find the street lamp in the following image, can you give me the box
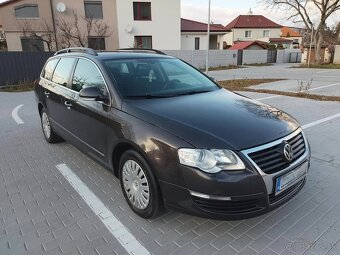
[307,22,313,67]
[205,0,211,74]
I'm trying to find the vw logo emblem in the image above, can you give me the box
[283,143,294,162]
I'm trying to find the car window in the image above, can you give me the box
[51,58,75,86]
[104,58,219,97]
[72,59,106,93]
[42,58,59,80]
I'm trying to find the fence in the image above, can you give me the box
[0,51,54,86]
[0,49,302,86]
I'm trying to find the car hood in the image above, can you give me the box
[122,89,300,150]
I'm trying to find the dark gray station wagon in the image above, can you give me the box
[35,48,310,220]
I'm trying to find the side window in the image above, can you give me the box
[51,58,75,86]
[42,58,59,80]
[72,59,106,93]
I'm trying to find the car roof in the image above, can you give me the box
[52,48,174,61]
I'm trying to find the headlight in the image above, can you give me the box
[178,148,245,173]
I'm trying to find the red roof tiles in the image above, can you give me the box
[229,41,267,50]
[181,18,230,33]
[225,15,282,29]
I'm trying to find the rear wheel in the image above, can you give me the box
[119,150,163,218]
[40,109,62,143]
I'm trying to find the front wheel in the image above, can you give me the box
[119,150,163,218]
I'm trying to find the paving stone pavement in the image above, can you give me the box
[0,91,340,255]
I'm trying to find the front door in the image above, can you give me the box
[61,58,109,162]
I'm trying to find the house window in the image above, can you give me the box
[263,30,270,37]
[21,37,44,52]
[88,37,106,50]
[245,30,252,38]
[195,37,200,50]
[84,1,103,19]
[15,4,39,18]
[135,36,152,48]
[133,2,151,20]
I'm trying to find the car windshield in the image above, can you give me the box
[104,58,219,98]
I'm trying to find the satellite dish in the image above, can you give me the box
[56,2,66,13]
[125,24,133,33]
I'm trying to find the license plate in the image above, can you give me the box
[275,162,308,194]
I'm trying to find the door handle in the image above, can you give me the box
[44,91,50,98]
[64,101,73,109]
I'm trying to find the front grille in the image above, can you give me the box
[269,178,305,204]
[192,196,263,214]
[248,132,306,174]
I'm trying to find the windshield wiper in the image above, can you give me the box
[173,90,213,96]
[125,94,173,99]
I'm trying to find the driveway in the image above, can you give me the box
[1,88,340,255]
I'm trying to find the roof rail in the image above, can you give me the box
[54,47,98,56]
[117,48,166,55]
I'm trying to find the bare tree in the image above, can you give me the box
[323,22,340,62]
[263,0,340,64]
[56,11,111,49]
[18,19,56,51]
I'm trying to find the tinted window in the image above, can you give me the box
[84,1,103,19]
[104,58,219,97]
[51,58,75,86]
[42,58,59,80]
[88,37,105,50]
[135,36,152,49]
[72,59,106,92]
[15,4,39,18]
[133,2,151,20]
[21,37,44,52]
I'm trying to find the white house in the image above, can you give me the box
[280,26,303,49]
[223,13,282,46]
[116,0,181,50]
[181,18,230,50]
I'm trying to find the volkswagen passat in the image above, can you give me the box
[35,48,310,219]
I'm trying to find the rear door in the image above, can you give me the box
[47,57,77,134]
[61,58,109,162]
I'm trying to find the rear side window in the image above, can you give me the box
[72,59,106,92]
[51,58,75,86]
[42,58,59,80]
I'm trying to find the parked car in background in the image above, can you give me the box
[35,48,310,219]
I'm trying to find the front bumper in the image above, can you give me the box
[159,128,310,220]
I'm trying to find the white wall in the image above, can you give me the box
[181,34,208,50]
[242,50,268,65]
[181,34,225,50]
[164,50,238,68]
[334,45,340,64]
[115,0,181,49]
[224,28,281,45]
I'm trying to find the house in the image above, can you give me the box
[229,41,266,50]
[224,12,282,47]
[0,0,181,51]
[181,18,230,50]
[281,26,303,48]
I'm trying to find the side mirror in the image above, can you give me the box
[79,86,107,101]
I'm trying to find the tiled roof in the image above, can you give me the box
[281,26,302,37]
[225,15,282,29]
[181,18,230,33]
[229,41,266,50]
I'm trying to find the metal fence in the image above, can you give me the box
[0,51,54,86]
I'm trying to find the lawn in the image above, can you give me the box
[199,65,243,72]
[0,82,35,92]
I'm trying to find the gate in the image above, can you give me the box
[237,50,243,65]
[267,50,277,63]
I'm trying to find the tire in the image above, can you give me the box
[119,150,163,218]
[40,109,62,143]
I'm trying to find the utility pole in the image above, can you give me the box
[307,23,313,67]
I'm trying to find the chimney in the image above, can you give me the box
[248,8,253,15]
